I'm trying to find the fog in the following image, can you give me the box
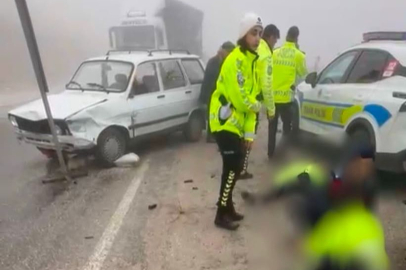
[1,0,406,90]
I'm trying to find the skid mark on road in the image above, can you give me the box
[82,161,149,270]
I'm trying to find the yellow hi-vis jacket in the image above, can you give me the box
[209,46,261,141]
[301,202,389,270]
[257,39,275,117]
[272,42,308,104]
[272,161,329,189]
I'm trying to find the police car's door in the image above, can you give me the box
[327,49,392,129]
[301,50,360,134]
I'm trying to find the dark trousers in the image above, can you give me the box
[268,102,294,157]
[214,131,243,208]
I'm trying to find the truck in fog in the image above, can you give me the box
[109,0,204,56]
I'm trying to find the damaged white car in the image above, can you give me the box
[8,50,206,166]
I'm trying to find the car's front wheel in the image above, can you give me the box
[184,112,203,142]
[96,127,128,167]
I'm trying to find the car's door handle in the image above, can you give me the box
[185,90,192,94]
[157,95,165,99]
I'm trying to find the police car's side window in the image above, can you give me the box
[318,51,358,85]
[346,51,389,84]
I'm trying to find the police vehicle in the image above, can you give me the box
[296,32,406,173]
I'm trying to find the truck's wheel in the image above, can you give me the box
[184,112,203,142]
[96,128,128,168]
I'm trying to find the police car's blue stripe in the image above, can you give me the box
[363,104,392,127]
[301,116,344,128]
[302,99,353,108]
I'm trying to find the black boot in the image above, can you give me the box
[227,201,244,221]
[214,207,239,230]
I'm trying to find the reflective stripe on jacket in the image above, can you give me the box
[272,42,308,104]
[257,39,275,117]
[209,46,261,140]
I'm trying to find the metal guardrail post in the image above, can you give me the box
[15,0,71,182]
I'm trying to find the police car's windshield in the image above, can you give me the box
[67,61,134,93]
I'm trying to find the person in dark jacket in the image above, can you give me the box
[200,41,235,143]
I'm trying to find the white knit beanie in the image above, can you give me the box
[239,13,263,39]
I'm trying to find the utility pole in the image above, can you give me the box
[15,0,71,182]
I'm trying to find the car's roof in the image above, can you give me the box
[344,41,406,66]
[86,51,201,66]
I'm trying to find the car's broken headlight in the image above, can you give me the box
[67,120,86,133]
[9,115,18,127]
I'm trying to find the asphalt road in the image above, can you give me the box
[1,117,406,270]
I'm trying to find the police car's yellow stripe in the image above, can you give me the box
[301,100,363,127]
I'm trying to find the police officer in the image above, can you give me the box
[268,26,308,158]
[301,155,389,270]
[210,13,263,230]
[240,24,280,180]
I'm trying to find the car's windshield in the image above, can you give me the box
[67,61,133,92]
[111,25,156,50]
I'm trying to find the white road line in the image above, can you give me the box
[83,161,149,270]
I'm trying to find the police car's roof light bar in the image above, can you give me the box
[363,31,406,42]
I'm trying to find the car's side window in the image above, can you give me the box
[318,51,358,85]
[131,62,160,96]
[346,51,389,84]
[159,60,186,90]
[181,59,204,85]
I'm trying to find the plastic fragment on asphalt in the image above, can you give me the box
[148,204,157,210]
[114,153,140,167]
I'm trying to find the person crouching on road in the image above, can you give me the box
[209,13,263,230]
[239,24,280,180]
[268,26,308,158]
[199,41,235,143]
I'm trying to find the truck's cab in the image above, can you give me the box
[109,10,168,51]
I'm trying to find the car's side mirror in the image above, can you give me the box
[305,72,318,88]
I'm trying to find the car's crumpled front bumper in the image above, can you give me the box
[15,128,95,152]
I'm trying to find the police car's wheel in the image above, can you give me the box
[96,127,128,168]
[350,128,375,152]
[184,112,203,142]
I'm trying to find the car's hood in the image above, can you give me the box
[9,91,108,121]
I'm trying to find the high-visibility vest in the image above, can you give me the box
[302,201,389,270]
[209,46,261,141]
[272,42,308,104]
[272,161,329,189]
[257,39,275,117]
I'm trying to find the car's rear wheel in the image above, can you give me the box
[184,112,203,142]
[96,127,128,167]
